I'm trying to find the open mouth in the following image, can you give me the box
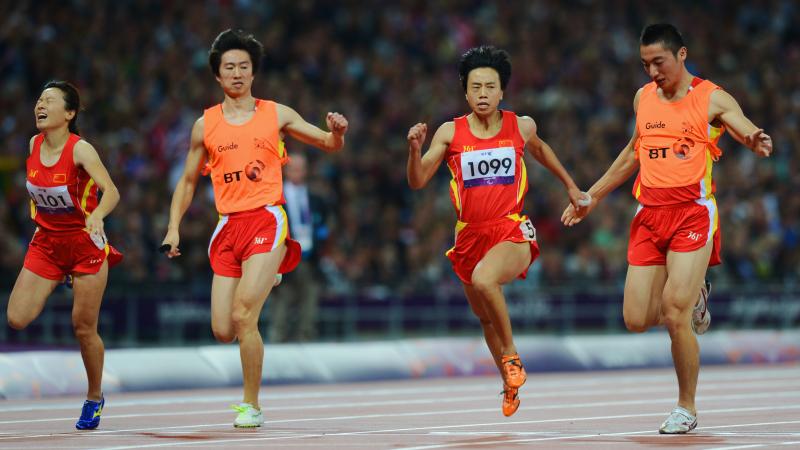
[36,113,48,121]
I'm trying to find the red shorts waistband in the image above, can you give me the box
[222,204,284,220]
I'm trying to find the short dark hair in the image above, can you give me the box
[43,80,81,135]
[208,29,264,76]
[640,24,686,56]
[458,46,511,92]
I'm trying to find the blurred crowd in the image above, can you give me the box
[1,0,798,296]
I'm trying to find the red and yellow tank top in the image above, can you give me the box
[203,99,288,214]
[633,78,725,206]
[26,133,99,231]
[445,110,527,222]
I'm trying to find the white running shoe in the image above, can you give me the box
[659,406,697,434]
[232,403,263,428]
[692,280,711,335]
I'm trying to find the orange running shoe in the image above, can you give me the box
[501,384,520,417]
[501,354,526,388]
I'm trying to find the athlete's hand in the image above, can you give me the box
[161,230,181,258]
[326,112,349,137]
[567,187,585,211]
[407,123,428,153]
[745,128,772,157]
[561,192,598,227]
[85,213,105,239]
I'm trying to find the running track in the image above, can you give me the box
[0,364,798,449]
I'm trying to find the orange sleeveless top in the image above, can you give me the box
[203,99,288,214]
[632,78,725,206]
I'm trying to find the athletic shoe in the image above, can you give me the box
[659,406,697,434]
[75,396,104,430]
[501,354,527,389]
[692,280,711,335]
[232,403,263,428]
[501,384,520,417]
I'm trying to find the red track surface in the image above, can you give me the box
[1,363,798,449]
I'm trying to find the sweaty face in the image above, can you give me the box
[640,43,686,90]
[216,49,254,97]
[34,88,74,131]
[465,67,503,115]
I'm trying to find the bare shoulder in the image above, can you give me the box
[433,121,456,143]
[274,102,301,127]
[516,115,537,141]
[73,138,97,155]
[190,116,205,142]
[273,102,297,117]
[28,136,36,154]
[193,116,205,131]
[709,88,738,109]
[633,87,644,112]
[72,139,100,165]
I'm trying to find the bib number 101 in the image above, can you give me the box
[26,182,76,213]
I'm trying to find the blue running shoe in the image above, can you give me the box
[76,397,104,430]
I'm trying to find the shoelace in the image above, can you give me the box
[669,407,696,423]
[79,401,97,420]
[500,388,518,400]
[504,358,523,376]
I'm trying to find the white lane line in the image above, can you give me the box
[706,441,800,450]
[396,420,800,450]
[427,422,800,438]
[3,365,798,413]
[82,404,800,450]
[1,376,798,425]
[1,386,798,430]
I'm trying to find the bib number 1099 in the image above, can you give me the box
[461,147,516,188]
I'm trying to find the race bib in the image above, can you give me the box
[519,219,537,241]
[461,147,516,188]
[89,231,107,250]
[26,182,76,214]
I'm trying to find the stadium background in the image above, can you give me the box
[0,0,798,348]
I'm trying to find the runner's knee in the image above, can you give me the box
[470,272,498,297]
[623,311,650,333]
[72,317,98,341]
[213,327,236,343]
[231,302,259,333]
[660,300,690,331]
[7,313,29,330]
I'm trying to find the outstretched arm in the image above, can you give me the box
[710,90,772,157]
[162,117,207,258]
[561,89,644,226]
[73,140,120,238]
[407,122,453,190]
[277,104,348,153]
[519,116,582,209]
